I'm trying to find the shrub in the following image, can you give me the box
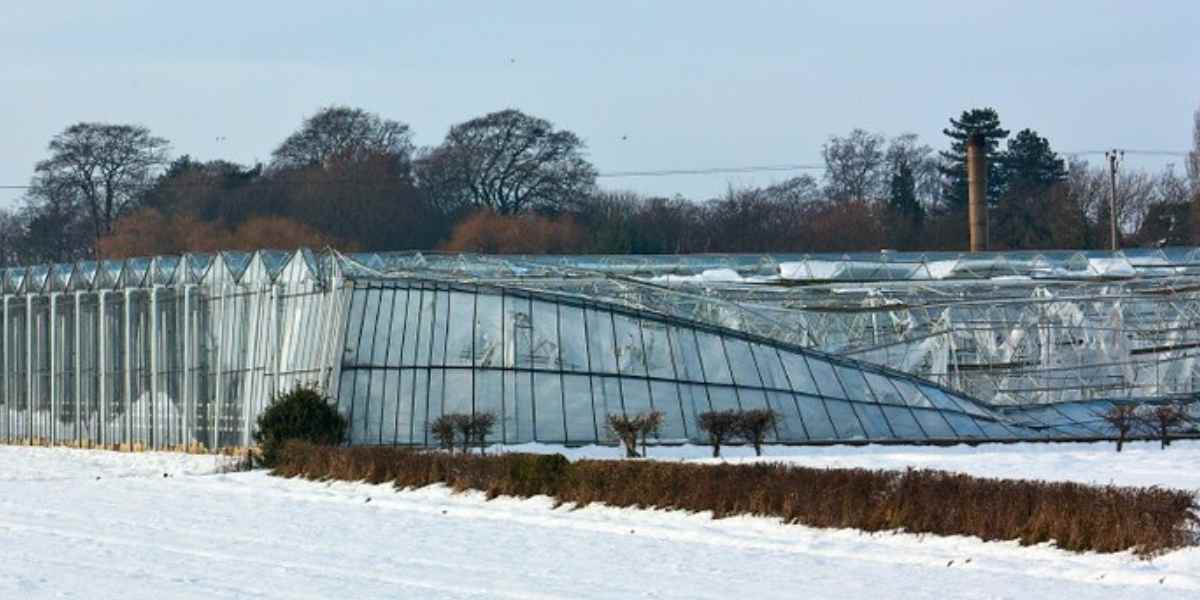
[1101,405,1139,452]
[734,409,778,456]
[607,413,642,458]
[274,442,1200,557]
[697,410,740,458]
[254,384,347,467]
[466,413,497,454]
[431,414,468,452]
[432,412,497,454]
[637,410,664,457]
[607,410,665,458]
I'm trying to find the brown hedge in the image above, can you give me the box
[273,442,1198,557]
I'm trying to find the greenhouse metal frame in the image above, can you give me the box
[1,248,1198,450]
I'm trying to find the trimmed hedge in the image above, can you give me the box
[273,442,1198,557]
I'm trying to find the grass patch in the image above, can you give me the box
[273,442,1198,557]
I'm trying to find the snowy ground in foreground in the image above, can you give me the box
[2,445,1198,599]
[494,439,1200,491]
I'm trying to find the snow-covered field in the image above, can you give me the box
[2,443,1198,599]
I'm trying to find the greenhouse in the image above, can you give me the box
[1,248,1198,450]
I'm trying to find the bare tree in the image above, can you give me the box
[31,123,169,246]
[886,133,941,207]
[416,109,597,215]
[1101,405,1139,452]
[1188,106,1200,191]
[272,106,414,170]
[1136,403,1188,450]
[822,129,887,203]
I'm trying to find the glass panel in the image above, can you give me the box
[474,371,503,444]
[428,289,450,365]
[852,402,893,439]
[911,409,956,439]
[678,384,709,439]
[650,381,684,439]
[880,405,924,439]
[669,326,705,382]
[737,388,770,412]
[621,379,653,417]
[353,288,380,365]
[474,294,503,367]
[562,375,596,443]
[401,288,424,366]
[379,369,400,444]
[919,385,960,412]
[767,391,805,441]
[695,333,732,383]
[613,314,646,376]
[506,296,533,369]
[863,372,905,406]
[444,292,475,367]
[724,339,762,388]
[408,290,435,367]
[593,376,622,442]
[824,400,866,440]
[890,379,932,409]
[807,359,846,399]
[752,345,789,391]
[533,372,565,442]
[558,305,589,372]
[370,289,397,365]
[381,289,407,367]
[779,352,820,395]
[530,301,560,370]
[443,369,473,422]
[707,386,739,411]
[503,369,533,443]
[797,395,836,440]
[406,368,428,445]
[943,412,986,438]
[585,308,617,374]
[641,320,674,379]
[835,366,875,402]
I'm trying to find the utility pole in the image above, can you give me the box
[1105,149,1123,251]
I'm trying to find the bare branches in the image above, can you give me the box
[416,109,597,215]
[271,106,414,170]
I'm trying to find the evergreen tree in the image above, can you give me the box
[938,108,1009,211]
[1000,129,1066,190]
[887,157,924,248]
[991,129,1066,249]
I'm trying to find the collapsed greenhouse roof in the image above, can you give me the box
[1,248,1198,450]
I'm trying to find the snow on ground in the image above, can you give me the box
[2,444,1198,599]
[496,439,1200,491]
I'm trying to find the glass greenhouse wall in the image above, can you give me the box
[1,248,1197,450]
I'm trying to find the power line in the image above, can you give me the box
[0,149,1189,190]
[597,164,826,178]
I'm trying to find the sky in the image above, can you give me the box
[1,1,1197,208]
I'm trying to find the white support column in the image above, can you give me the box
[74,291,82,443]
[48,293,56,444]
[2,296,8,443]
[212,287,224,449]
[123,288,132,446]
[269,284,280,398]
[97,291,106,445]
[25,295,33,443]
[149,286,159,449]
[182,285,190,448]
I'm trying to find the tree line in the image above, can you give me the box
[2,104,1198,265]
